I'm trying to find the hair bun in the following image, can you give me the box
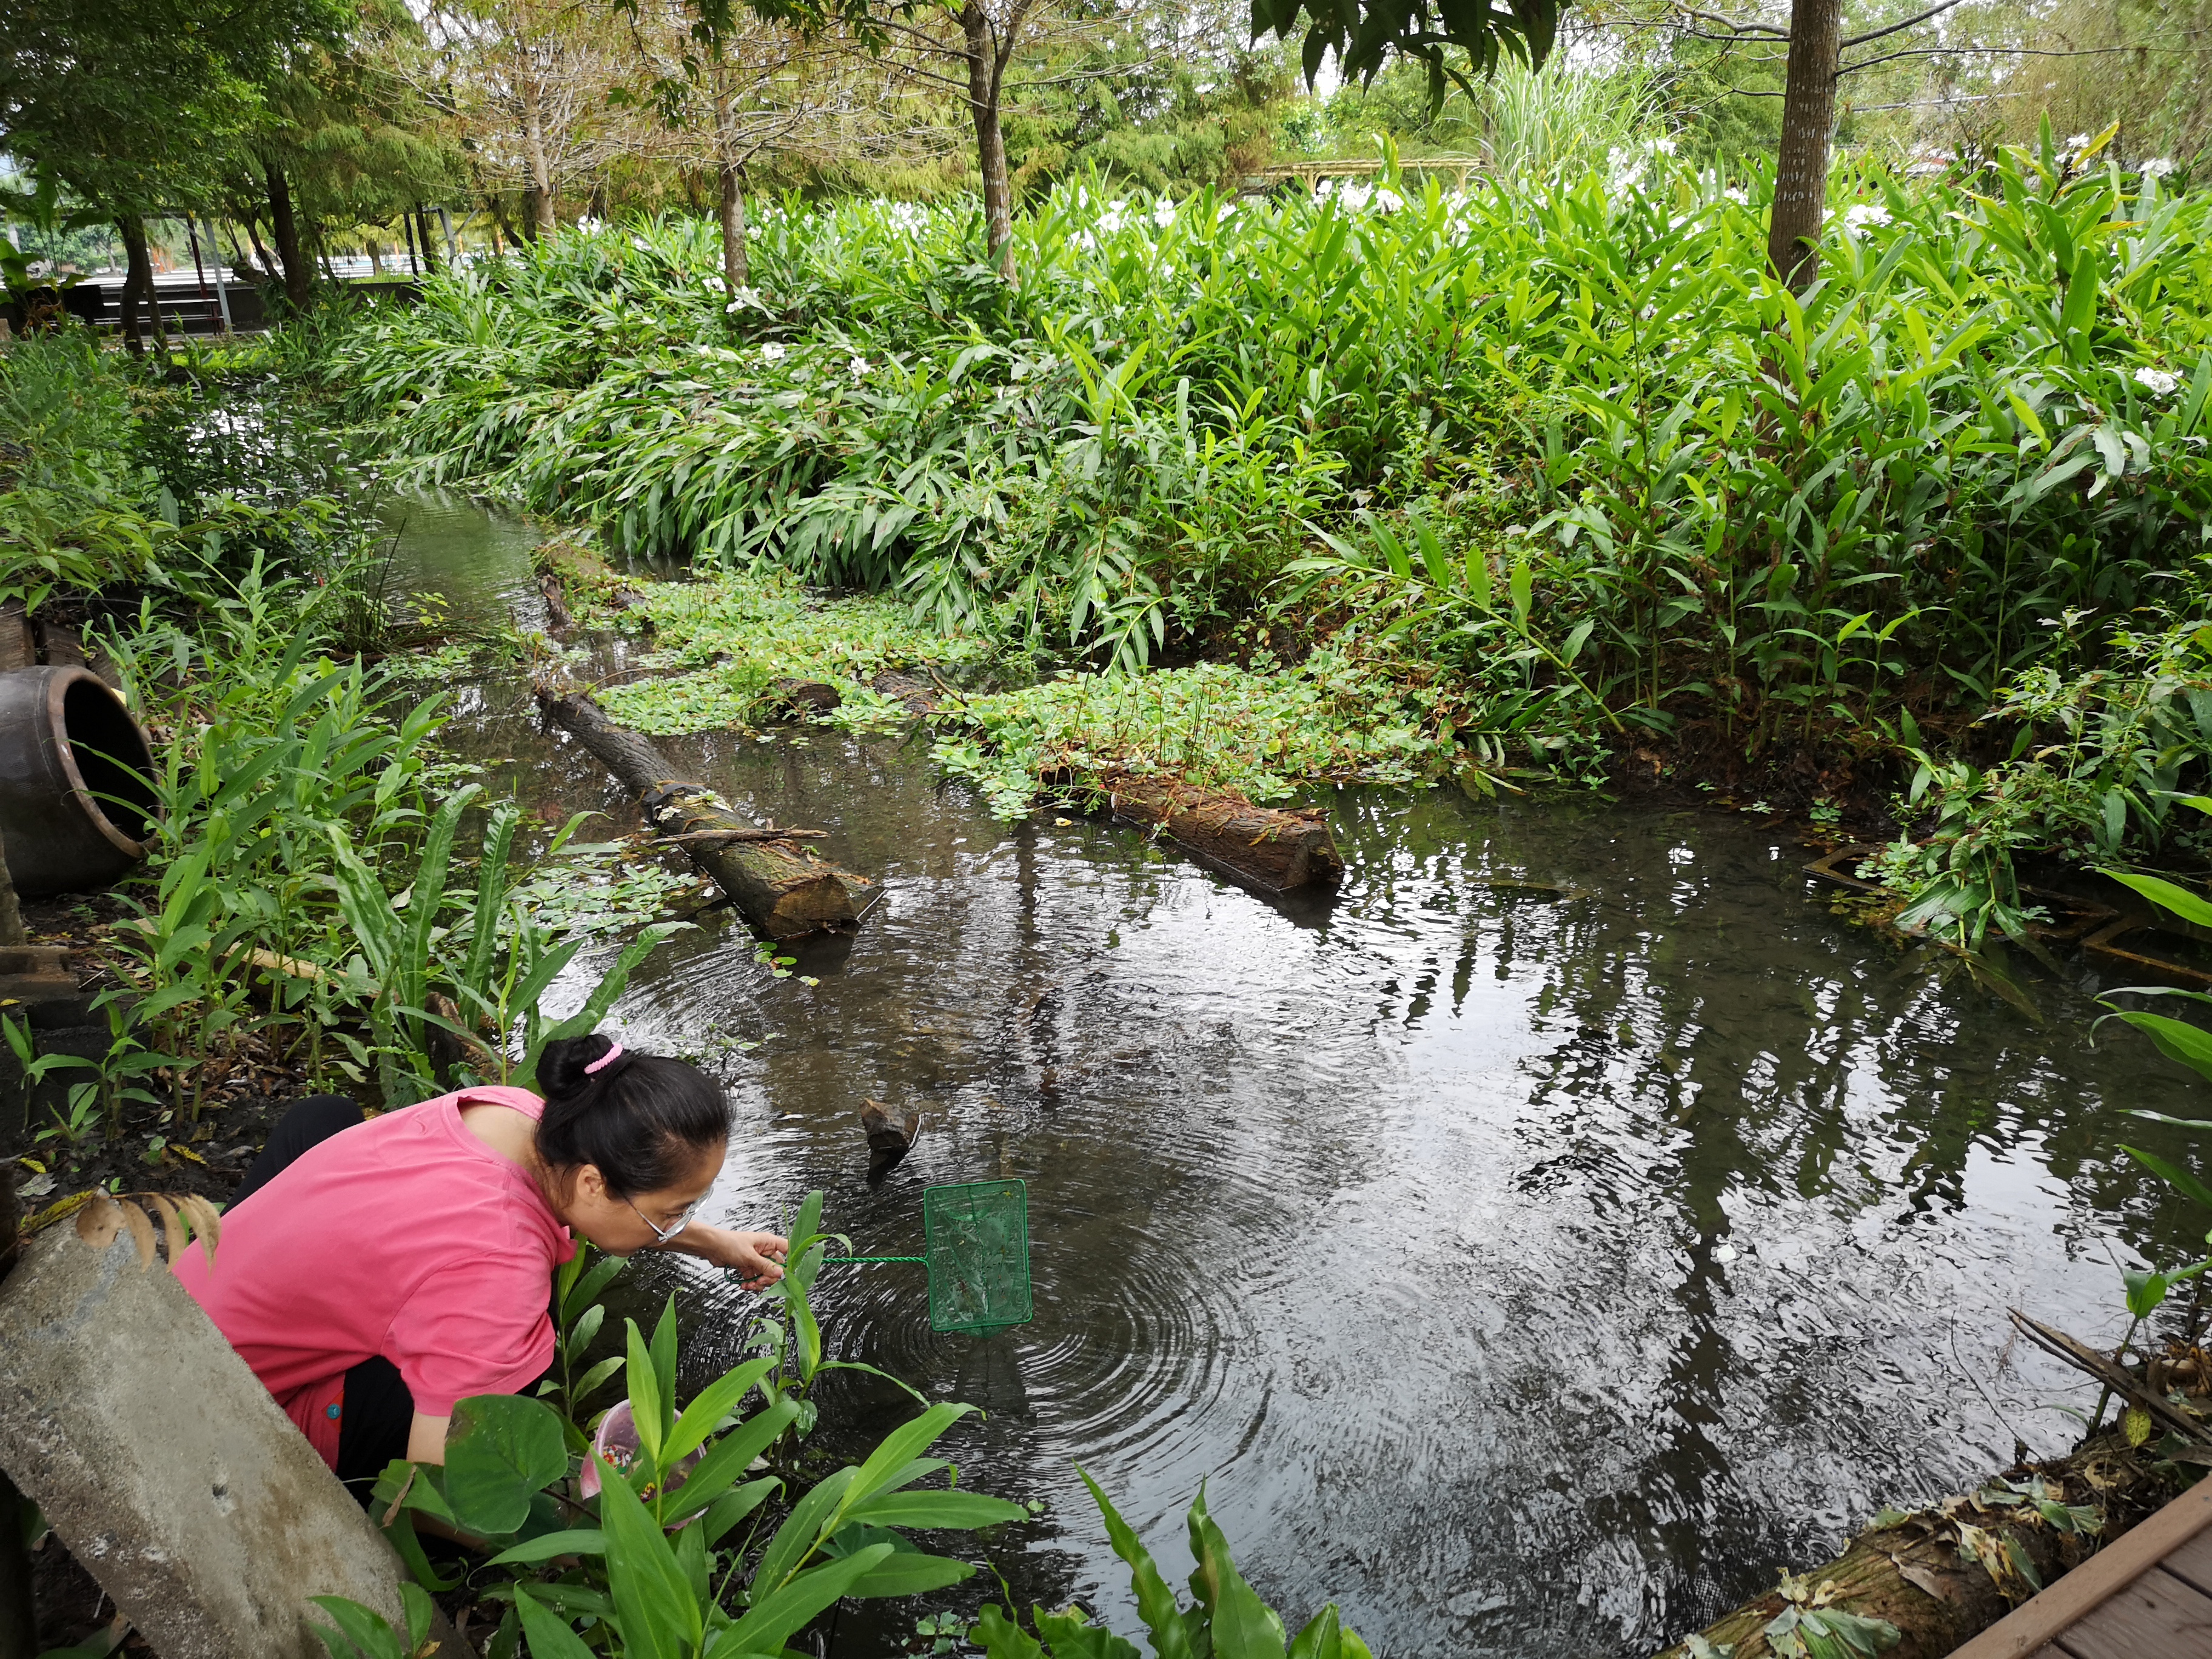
[538,1033,623,1099]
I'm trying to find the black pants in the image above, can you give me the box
[230,1096,418,1496]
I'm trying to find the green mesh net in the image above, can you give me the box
[920,1178,1032,1336]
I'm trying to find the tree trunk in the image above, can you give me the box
[265,163,312,312]
[710,60,750,290]
[415,208,440,275]
[1768,0,1842,289]
[534,688,871,939]
[115,218,158,356]
[520,76,557,240]
[717,161,749,290]
[239,219,277,286]
[960,2,1016,283]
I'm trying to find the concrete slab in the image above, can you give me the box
[0,1221,460,1658]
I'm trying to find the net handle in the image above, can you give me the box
[823,1255,926,1265]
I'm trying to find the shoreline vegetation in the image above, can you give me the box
[13,137,2212,1659]
[316,140,2212,953]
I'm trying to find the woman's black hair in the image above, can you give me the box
[536,1034,731,1198]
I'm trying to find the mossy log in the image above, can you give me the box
[536,688,868,939]
[1649,1429,2187,1658]
[1098,772,1344,893]
[871,671,1344,893]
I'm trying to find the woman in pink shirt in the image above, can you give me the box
[175,1032,787,1497]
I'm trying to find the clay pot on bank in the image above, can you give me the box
[0,666,159,898]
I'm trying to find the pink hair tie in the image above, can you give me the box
[584,1042,627,1076]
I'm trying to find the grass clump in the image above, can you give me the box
[597,565,1000,734]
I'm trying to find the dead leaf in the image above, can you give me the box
[118,1199,157,1270]
[75,1193,123,1248]
[176,1193,222,1264]
[148,1193,187,1266]
[381,1464,417,1527]
[1892,1557,1951,1601]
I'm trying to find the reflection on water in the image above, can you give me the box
[400,500,2211,1657]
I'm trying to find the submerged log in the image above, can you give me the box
[1099,772,1344,893]
[536,688,868,940]
[537,573,575,635]
[534,537,640,615]
[860,1099,920,1182]
[769,678,842,716]
[870,671,943,716]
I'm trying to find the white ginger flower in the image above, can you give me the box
[1152,198,1178,229]
[1843,202,1891,229]
[2134,365,2182,398]
[848,355,870,381]
[2142,158,2177,179]
[759,341,788,363]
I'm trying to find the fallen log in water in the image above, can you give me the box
[867,674,1342,892]
[535,687,869,939]
[1647,1309,2201,1659]
[1096,772,1344,893]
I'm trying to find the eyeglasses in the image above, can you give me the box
[628,1195,704,1244]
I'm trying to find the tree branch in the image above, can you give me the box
[1840,0,1969,50]
[1673,4,1787,39]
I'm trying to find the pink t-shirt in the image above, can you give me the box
[176,1086,577,1469]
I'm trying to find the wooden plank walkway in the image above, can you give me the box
[1953,1476,2212,1659]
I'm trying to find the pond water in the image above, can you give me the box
[392,494,2212,1658]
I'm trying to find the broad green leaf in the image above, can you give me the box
[843,1550,977,1597]
[2125,1144,2212,1213]
[2102,868,2212,929]
[664,1396,800,1523]
[484,1529,606,1566]
[1036,1606,1145,1659]
[971,1605,1047,1659]
[307,1596,406,1659]
[1288,1606,1344,1659]
[443,1395,565,1536]
[626,1317,665,1467]
[515,1586,602,1659]
[665,1357,776,1466]
[1186,1485,1286,1659]
[751,1465,857,1597]
[709,1544,893,1656]
[1078,1466,1198,1659]
[2108,1011,2212,1087]
[845,1403,977,1508]
[843,1489,1028,1530]
[702,1476,779,1545]
[595,1450,704,1659]
[563,1250,628,1324]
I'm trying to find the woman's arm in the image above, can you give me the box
[659,1224,788,1290]
[406,1412,450,1466]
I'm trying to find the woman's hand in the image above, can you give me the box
[669,1224,789,1290]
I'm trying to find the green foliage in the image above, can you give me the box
[935,651,1451,818]
[595,565,999,735]
[369,1230,1024,1659]
[967,1473,1373,1659]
